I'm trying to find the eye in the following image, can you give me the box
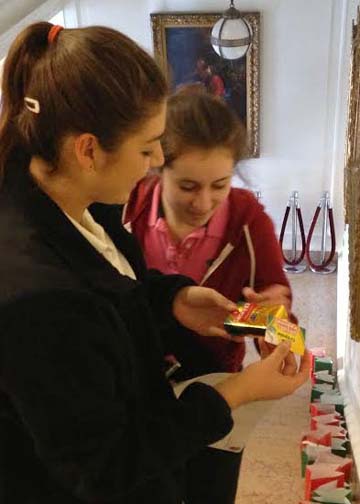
[141,151,153,157]
[212,184,227,190]
[179,184,197,192]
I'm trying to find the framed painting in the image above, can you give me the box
[151,11,260,158]
[344,7,360,342]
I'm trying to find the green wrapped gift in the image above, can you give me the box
[314,357,333,373]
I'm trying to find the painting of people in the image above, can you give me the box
[151,12,260,157]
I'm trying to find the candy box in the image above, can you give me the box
[224,302,288,336]
[265,317,306,356]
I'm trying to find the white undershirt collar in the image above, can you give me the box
[65,209,136,280]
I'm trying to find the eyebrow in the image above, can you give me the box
[179,176,231,184]
[145,133,164,143]
[212,176,232,183]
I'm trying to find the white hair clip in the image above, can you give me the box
[24,96,40,114]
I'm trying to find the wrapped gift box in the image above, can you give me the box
[312,370,336,387]
[310,404,337,417]
[311,481,352,503]
[311,384,335,402]
[313,452,353,482]
[311,413,342,430]
[301,441,332,477]
[305,464,345,500]
[314,357,333,374]
[319,393,345,416]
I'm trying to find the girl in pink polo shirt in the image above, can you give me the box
[125,87,291,376]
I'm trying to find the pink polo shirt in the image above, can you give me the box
[143,182,230,284]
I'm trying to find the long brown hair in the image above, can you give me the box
[161,85,247,167]
[0,22,167,178]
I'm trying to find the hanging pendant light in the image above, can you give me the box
[211,0,252,60]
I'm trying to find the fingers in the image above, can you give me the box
[267,340,291,365]
[281,351,298,376]
[273,346,311,389]
[242,284,291,309]
[266,284,291,297]
[287,355,311,389]
[211,290,238,312]
[242,287,264,303]
[258,284,291,298]
[297,349,312,378]
[207,326,232,340]
[257,338,272,359]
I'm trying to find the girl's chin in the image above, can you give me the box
[186,214,211,226]
[99,192,130,206]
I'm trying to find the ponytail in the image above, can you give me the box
[0,22,51,178]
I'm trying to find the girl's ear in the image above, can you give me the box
[73,133,99,171]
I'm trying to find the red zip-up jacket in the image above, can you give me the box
[124,176,291,372]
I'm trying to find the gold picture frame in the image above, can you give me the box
[151,11,260,158]
[344,7,360,342]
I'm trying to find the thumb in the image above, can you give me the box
[268,340,291,363]
[242,287,265,303]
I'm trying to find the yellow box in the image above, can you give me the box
[224,302,288,336]
[264,317,306,356]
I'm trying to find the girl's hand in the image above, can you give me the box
[257,338,273,359]
[242,284,291,312]
[172,286,237,339]
[214,342,310,409]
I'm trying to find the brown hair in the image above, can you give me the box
[0,22,167,178]
[161,85,247,167]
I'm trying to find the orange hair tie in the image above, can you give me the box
[48,25,64,44]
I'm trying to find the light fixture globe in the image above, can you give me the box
[211,1,252,60]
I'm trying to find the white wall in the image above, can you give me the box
[0,0,79,58]
[0,0,49,34]
[77,0,167,51]
[77,0,348,251]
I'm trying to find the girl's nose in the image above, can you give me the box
[192,190,213,213]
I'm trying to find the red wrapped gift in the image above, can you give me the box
[310,403,337,417]
[310,413,341,430]
[302,429,332,448]
[305,464,345,500]
[314,452,353,482]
